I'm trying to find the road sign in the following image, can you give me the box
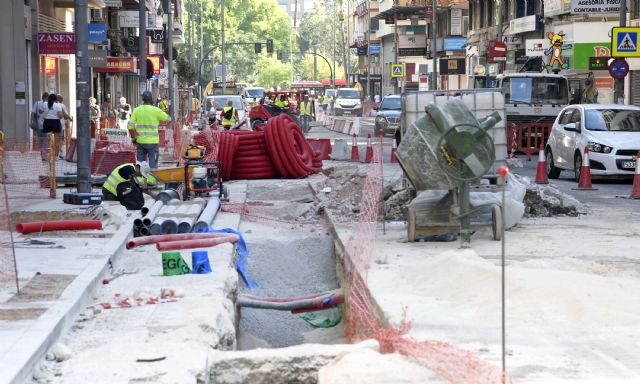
[609,58,629,80]
[391,63,405,78]
[611,27,640,57]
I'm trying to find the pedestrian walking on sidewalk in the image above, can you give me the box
[118,97,132,130]
[101,97,116,128]
[57,95,73,158]
[299,94,315,133]
[89,97,101,138]
[31,92,49,160]
[128,91,170,169]
[42,94,64,159]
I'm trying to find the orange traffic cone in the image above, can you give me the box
[390,138,398,163]
[350,133,359,162]
[630,150,640,199]
[573,147,598,190]
[535,144,548,184]
[365,134,373,163]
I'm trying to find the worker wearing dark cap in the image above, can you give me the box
[128,91,170,169]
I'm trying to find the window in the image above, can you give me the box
[480,0,485,28]
[487,1,494,27]
[469,3,474,30]
[585,109,640,131]
[559,109,574,125]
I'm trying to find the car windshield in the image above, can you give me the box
[337,90,360,99]
[246,89,264,97]
[380,97,401,110]
[502,76,569,105]
[326,90,336,98]
[585,109,640,132]
[206,97,243,110]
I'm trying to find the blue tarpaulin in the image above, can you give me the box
[199,227,260,288]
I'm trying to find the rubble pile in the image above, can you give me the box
[383,177,412,221]
[523,183,588,217]
[312,164,368,223]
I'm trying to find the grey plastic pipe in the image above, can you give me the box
[161,217,179,234]
[178,217,194,233]
[142,200,165,226]
[141,199,154,215]
[149,217,164,235]
[155,189,180,203]
[193,196,221,233]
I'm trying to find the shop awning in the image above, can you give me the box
[53,0,106,8]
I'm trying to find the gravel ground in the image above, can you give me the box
[238,180,345,349]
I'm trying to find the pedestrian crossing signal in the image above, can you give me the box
[611,27,640,57]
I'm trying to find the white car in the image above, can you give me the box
[242,87,265,106]
[545,104,640,181]
[334,88,363,117]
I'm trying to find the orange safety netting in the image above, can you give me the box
[344,137,511,384]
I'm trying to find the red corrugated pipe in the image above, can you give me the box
[15,220,103,234]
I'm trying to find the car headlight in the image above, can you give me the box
[588,141,612,153]
[375,116,388,129]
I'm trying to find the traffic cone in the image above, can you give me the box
[573,147,598,190]
[535,144,548,184]
[390,138,398,163]
[365,134,373,163]
[630,151,640,199]
[350,133,359,162]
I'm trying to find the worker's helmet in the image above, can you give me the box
[135,161,151,177]
[141,91,153,102]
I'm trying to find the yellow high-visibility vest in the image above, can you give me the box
[103,163,130,197]
[222,106,236,126]
[128,104,169,144]
[300,101,312,116]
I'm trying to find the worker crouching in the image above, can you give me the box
[102,161,156,210]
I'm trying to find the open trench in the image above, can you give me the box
[210,179,349,382]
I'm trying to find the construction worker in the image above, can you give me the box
[128,91,170,169]
[299,94,315,133]
[102,161,154,210]
[321,94,328,115]
[159,95,169,113]
[274,94,288,109]
[221,100,238,130]
[191,96,202,122]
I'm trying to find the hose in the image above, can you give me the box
[16,220,103,234]
[127,232,239,249]
[155,234,239,251]
[237,291,344,312]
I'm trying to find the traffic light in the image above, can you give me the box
[266,39,273,53]
[277,50,283,61]
[146,59,154,79]
[254,43,262,54]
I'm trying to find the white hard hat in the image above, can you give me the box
[136,161,151,177]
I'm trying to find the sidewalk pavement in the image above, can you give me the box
[1,183,247,384]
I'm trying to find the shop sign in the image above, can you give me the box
[515,50,528,64]
[399,35,427,56]
[148,55,163,74]
[104,0,122,6]
[594,77,614,88]
[357,47,367,56]
[88,49,107,67]
[117,11,162,29]
[509,15,538,34]
[502,35,521,45]
[450,8,463,36]
[38,32,76,54]
[474,64,486,75]
[93,57,136,73]
[571,0,622,14]
[443,37,467,52]
[439,58,466,75]
[573,42,610,69]
[369,44,381,54]
[525,39,549,57]
[148,27,165,44]
[588,57,610,70]
[102,128,129,142]
[544,0,572,17]
[88,23,107,43]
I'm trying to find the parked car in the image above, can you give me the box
[374,95,401,142]
[334,88,362,117]
[204,95,246,125]
[545,104,640,181]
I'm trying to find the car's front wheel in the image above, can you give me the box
[546,149,561,179]
[574,152,582,182]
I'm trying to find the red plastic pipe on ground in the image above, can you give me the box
[127,232,239,249]
[155,234,239,251]
[15,220,103,234]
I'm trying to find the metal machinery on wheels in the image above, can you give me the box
[395,99,503,247]
[248,90,307,130]
[150,145,228,201]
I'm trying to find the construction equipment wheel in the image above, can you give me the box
[492,204,502,241]
[221,185,229,200]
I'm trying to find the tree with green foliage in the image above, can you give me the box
[254,56,291,90]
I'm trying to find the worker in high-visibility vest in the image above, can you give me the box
[128,91,170,169]
[274,94,289,110]
[299,94,315,133]
[102,161,155,210]
[321,94,328,115]
[221,100,239,130]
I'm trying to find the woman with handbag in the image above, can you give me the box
[42,94,64,159]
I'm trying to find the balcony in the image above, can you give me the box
[38,14,67,33]
[378,0,432,14]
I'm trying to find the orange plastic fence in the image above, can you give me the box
[507,123,553,161]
